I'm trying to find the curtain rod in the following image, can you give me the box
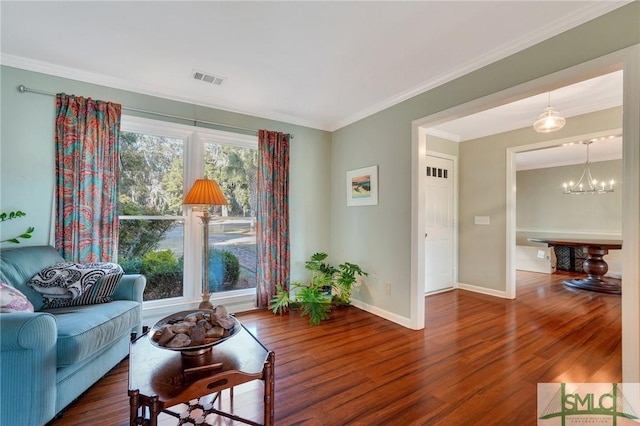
[17,84,293,139]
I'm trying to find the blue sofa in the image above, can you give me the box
[0,245,146,426]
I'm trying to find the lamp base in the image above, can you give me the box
[199,294,214,311]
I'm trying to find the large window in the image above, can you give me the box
[118,117,257,304]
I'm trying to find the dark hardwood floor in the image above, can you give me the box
[47,271,622,426]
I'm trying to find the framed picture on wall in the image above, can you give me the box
[346,165,378,206]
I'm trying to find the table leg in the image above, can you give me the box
[563,246,621,294]
[263,352,275,426]
[128,390,162,426]
[128,389,140,426]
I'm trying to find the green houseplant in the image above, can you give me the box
[269,252,367,325]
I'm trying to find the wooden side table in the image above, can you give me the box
[128,320,274,426]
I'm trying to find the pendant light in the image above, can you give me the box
[562,141,614,195]
[533,92,566,133]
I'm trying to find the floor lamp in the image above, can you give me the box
[183,178,228,310]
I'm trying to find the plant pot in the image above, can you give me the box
[319,285,332,301]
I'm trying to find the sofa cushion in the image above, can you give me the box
[0,282,34,313]
[43,300,140,366]
[0,245,66,311]
[27,262,123,309]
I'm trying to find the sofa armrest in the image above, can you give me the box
[113,273,146,303]
[0,312,58,425]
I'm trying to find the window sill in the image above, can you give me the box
[142,289,258,328]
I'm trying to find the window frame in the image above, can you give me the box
[119,115,258,317]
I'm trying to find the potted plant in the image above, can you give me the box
[269,252,367,325]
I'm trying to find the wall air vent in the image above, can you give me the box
[192,70,225,86]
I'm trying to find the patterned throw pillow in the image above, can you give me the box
[27,262,124,309]
[0,282,35,313]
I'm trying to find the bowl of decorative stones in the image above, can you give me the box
[149,306,239,356]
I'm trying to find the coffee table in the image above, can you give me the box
[128,319,274,426]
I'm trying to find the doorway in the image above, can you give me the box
[411,45,640,382]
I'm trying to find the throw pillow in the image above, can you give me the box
[27,262,124,309]
[61,268,124,308]
[0,282,35,313]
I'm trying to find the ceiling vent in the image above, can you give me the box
[192,70,225,86]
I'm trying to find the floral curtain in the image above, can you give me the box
[256,130,290,308]
[55,94,122,263]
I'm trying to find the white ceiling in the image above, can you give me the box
[428,71,624,143]
[515,135,623,171]
[0,1,629,133]
[427,71,625,170]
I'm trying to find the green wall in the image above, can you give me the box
[0,66,332,282]
[426,134,459,158]
[332,2,639,317]
[516,160,622,239]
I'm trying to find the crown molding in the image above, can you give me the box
[330,1,630,132]
[1,1,628,134]
[0,54,331,132]
[561,97,623,120]
[425,128,460,142]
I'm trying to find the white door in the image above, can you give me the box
[425,155,454,294]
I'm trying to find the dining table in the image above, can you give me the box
[527,238,622,294]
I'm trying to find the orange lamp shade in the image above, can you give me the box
[183,178,228,206]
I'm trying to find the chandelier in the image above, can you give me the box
[563,141,614,195]
[533,92,565,133]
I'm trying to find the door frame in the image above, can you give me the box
[411,45,640,382]
[424,151,458,294]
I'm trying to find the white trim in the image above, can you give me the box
[119,215,183,221]
[516,228,622,238]
[121,115,257,147]
[142,291,257,328]
[410,126,426,329]
[121,115,193,139]
[506,148,517,299]
[425,128,460,143]
[425,287,455,297]
[621,44,640,383]
[457,282,508,299]
[349,299,413,329]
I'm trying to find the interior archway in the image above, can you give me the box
[411,45,640,381]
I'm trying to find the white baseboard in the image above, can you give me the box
[349,299,413,328]
[457,282,508,299]
[425,287,455,296]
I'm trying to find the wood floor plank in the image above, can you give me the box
[47,271,622,426]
